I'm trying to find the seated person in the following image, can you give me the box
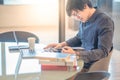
[44,0,114,80]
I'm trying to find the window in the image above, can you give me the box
[4,0,42,5]
[0,0,59,44]
[0,43,1,76]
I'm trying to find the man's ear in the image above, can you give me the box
[84,4,88,9]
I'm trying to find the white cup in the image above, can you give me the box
[28,37,36,50]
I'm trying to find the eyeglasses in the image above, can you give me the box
[71,11,81,17]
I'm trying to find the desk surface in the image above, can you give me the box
[0,42,84,80]
[20,43,84,80]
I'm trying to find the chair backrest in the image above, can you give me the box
[74,71,110,80]
[88,51,112,72]
[0,31,39,43]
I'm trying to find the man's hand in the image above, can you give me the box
[62,46,76,54]
[44,43,58,49]
[44,42,67,49]
[44,43,63,49]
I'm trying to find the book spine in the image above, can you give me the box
[41,64,77,71]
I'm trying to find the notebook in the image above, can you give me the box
[9,31,29,51]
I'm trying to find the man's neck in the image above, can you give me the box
[89,8,96,18]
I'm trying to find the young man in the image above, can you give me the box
[44,0,114,79]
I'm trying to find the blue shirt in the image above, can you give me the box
[66,10,114,68]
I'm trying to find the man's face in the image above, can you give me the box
[71,6,91,23]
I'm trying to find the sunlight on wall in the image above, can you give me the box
[31,0,58,26]
[0,0,58,27]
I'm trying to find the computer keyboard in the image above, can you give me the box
[9,45,29,51]
[44,48,62,52]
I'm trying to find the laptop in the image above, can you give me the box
[9,31,29,52]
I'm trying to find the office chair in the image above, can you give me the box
[0,31,39,80]
[74,71,110,80]
[66,51,112,80]
[0,31,39,43]
[88,51,112,72]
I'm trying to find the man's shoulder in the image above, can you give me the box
[95,10,112,20]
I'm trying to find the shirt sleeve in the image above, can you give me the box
[66,34,82,47]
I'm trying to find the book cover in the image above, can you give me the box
[41,64,77,71]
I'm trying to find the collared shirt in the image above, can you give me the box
[90,0,98,7]
[66,10,114,67]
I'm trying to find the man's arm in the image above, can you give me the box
[66,35,82,47]
[77,17,114,63]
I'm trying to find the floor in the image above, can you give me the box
[0,0,120,80]
[109,1,120,77]
[109,49,120,80]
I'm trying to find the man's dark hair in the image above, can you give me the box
[66,0,93,16]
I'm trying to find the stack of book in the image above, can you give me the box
[41,65,69,71]
[39,55,77,71]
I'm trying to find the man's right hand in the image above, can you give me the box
[44,42,67,49]
[44,43,62,49]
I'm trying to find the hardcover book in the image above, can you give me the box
[41,64,77,71]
